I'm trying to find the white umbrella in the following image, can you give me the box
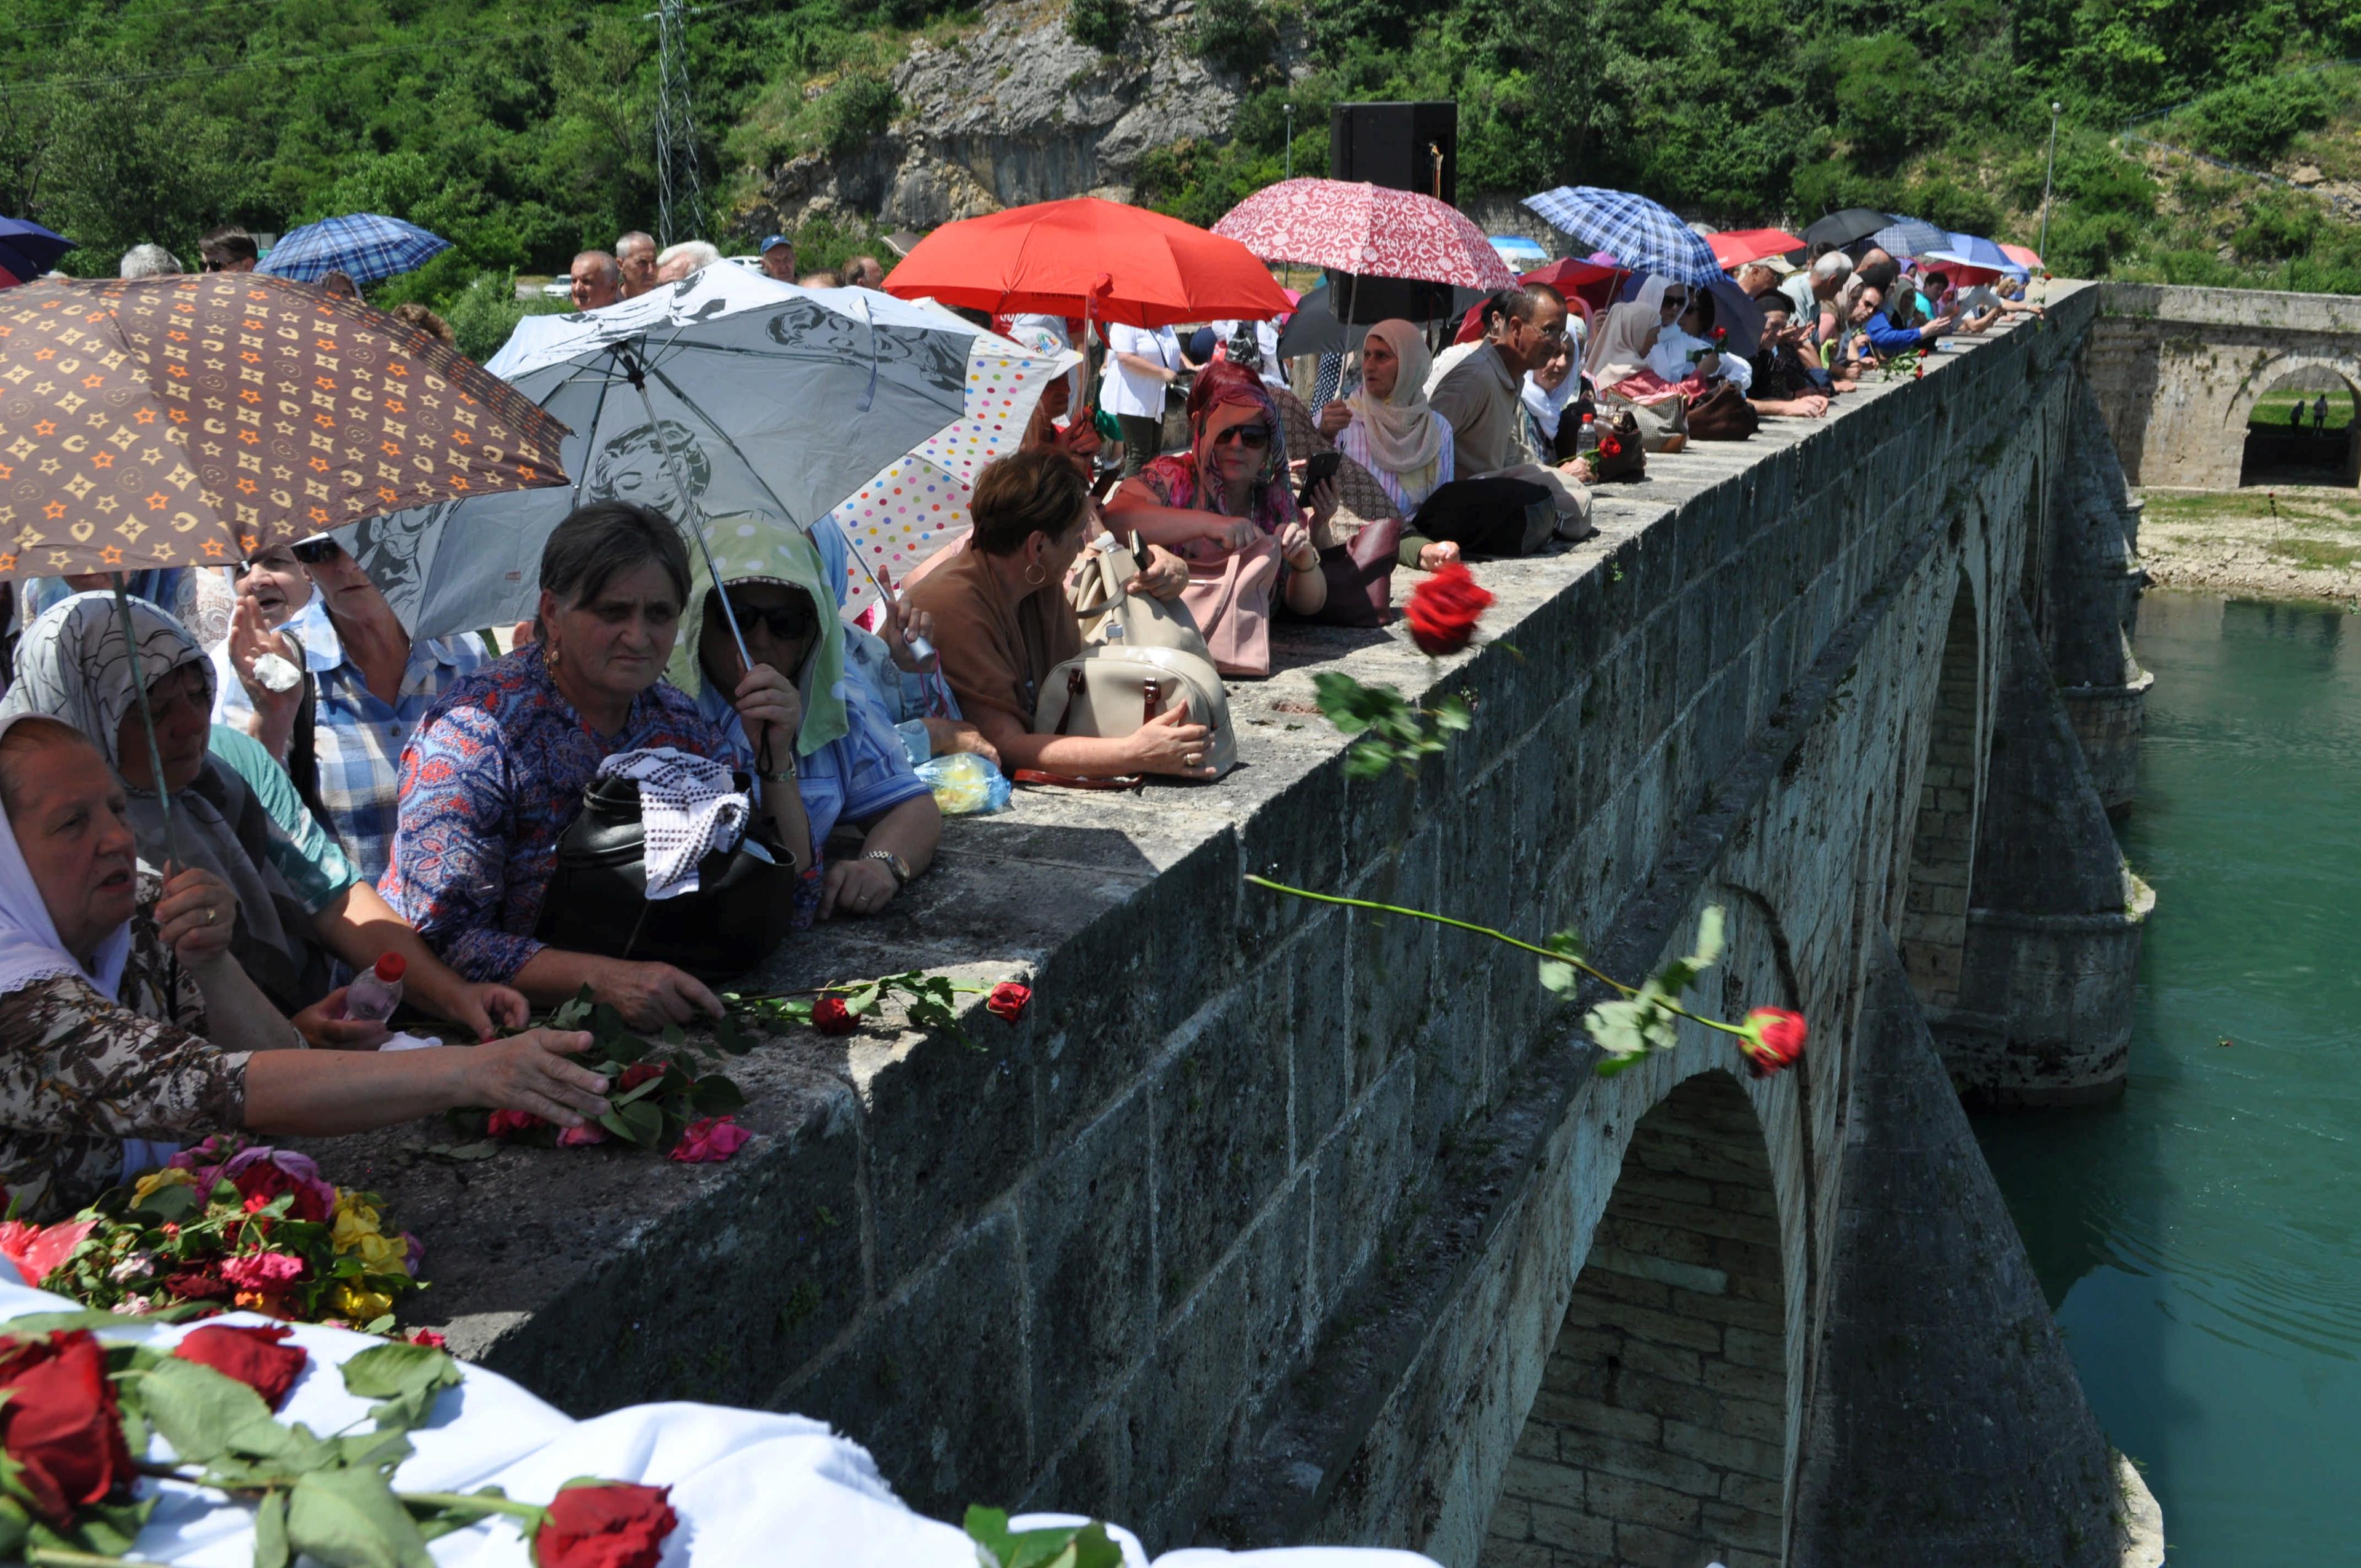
[336,269,1061,641]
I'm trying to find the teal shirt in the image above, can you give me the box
[206,724,360,916]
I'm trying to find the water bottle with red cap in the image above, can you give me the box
[340,953,407,1023]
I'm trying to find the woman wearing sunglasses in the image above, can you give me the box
[666,526,939,925]
[1104,360,1337,676]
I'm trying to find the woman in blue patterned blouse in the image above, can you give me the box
[383,503,809,1029]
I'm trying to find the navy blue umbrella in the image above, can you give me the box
[256,212,451,285]
[0,217,75,287]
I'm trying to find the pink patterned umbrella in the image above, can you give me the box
[1213,178,1517,289]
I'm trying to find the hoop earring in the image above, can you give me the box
[1023,562,1048,587]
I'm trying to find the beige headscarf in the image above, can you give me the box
[1345,320,1447,485]
[1586,275,1675,387]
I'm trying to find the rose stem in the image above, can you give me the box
[1241,874,1749,1040]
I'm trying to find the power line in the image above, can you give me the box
[651,0,708,247]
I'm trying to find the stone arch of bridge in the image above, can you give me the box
[2225,351,2361,486]
[1479,1069,1789,1568]
[1896,566,1983,1012]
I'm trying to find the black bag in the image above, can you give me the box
[534,771,795,983]
[1412,477,1555,556]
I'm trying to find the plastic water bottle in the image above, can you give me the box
[341,954,406,1023]
[1576,411,1599,457]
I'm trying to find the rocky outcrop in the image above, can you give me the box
[746,0,1302,234]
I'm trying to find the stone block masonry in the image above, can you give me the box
[292,286,2145,1565]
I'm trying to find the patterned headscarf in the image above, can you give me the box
[1139,359,1296,537]
[0,592,313,1007]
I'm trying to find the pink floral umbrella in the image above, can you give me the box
[1212,178,1518,289]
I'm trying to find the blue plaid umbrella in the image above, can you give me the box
[1866,215,1949,259]
[1928,232,2014,271]
[0,216,74,287]
[256,212,451,285]
[1522,186,1722,286]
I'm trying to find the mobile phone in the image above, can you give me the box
[1297,449,1342,506]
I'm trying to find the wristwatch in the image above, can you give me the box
[864,849,913,886]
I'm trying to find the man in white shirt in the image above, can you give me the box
[1102,323,1183,476]
[1214,317,1288,392]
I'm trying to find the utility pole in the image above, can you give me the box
[651,0,707,246]
[2038,101,2061,266]
[1284,103,1294,182]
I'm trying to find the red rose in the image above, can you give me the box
[532,1481,679,1568]
[617,1063,665,1091]
[985,982,1032,1025]
[1739,1007,1807,1077]
[172,1324,308,1410]
[1599,434,1623,458]
[488,1109,551,1139]
[1404,560,1494,657]
[0,1330,135,1525]
[1712,325,1727,343]
[407,1329,448,1350]
[812,997,857,1037]
[230,1158,333,1224]
[164,1267,234,1301]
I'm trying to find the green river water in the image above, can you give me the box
[1974,591,2361,1567]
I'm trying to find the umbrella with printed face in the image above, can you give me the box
[340,266,1067,643]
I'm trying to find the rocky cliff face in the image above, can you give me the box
[746,0,1302,234]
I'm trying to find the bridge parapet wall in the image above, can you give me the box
[299,285,2129,1566]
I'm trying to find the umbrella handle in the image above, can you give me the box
[109,575,189,871]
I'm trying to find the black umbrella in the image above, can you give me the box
[1802,208,1891,248]
[1276,285,1350,357]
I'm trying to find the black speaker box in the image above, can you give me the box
[1328,100,1461,323]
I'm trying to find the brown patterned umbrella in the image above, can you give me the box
[0,274,568,579]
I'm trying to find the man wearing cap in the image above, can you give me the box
[761,234,797,283]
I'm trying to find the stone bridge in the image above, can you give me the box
[2089,281,2361,488]
[312,283,2165,1567]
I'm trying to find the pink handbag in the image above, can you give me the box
[1177,532,1281,677]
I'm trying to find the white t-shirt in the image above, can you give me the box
[1101,324,1180,419]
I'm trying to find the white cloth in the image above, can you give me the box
[1646,323,1752,394]
[1335,414,1455,518]
[595,746,748,900]
[0,1266,1442,1567]
[1421,339,1482,397]
[0,710,133,1002]
[1102,324,1182,419]
[1520,368,1581,441]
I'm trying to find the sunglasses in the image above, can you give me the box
[291,536,343,566]
[1209,424,1272,449]
[726,598,814,641]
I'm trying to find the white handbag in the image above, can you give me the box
[1029,536,1238,779]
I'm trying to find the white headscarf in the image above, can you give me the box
[1521,338,1583,441]
[1345,319,1448,485]
[0,592,314,1006]
[1586,275,1674,387]
[0,711,133,1003]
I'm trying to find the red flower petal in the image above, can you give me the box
[172,1324,308,1410]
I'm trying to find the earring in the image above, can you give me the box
[1024,562,1048,587]
[543,639,560,671]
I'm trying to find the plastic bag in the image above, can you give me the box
[919,751,1011,815]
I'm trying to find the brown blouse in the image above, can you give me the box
[905,541,1084,738]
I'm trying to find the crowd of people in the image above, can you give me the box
[0,213,2043,1221]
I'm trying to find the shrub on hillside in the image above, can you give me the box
[1193,0,1278,81]
[2186,74,2338,167]
[823,74,899,159]
[1069,0,1130,53]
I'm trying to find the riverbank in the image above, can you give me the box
[2136,485,2361,603]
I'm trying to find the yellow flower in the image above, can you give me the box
[354,1231,406,1273]
[333,1283,394,1323]
[131,1166,195,1204]
[331,1197,384,1254]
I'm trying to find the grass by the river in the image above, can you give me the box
[2247,389,2355,432]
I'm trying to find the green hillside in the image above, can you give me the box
[4,0,2359,352]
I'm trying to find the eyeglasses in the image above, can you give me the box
[1209,424,1271,449]
[290,536,343,566]
[725,598,813,641]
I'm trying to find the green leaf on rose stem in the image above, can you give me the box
[714,1011,754,1055]
[5,1303,205,1334]
[550,988,596,1030]
[690,1074,747,1115]
[1432,695,1472,733]
[0,1496,28,1560]
[254,1489,291,1568]
[136,1354,275,1464]
[1343,740,1394,780]
[333,1428,416,1473]
[599,1029,651,1066]
[287,1467,437,1568]
[31,1492,156,1556]
[1537,928,1585,994]
[839,983,882,1016]
[421,1141,499,1163]
[134,1181,202,1222]
[340,1342,464,1432]
[962,1504,1123,1568]
[611,1071,669,1107]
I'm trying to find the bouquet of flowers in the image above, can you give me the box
[0,1138,424,1331]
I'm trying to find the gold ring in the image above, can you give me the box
[205,908,217,925]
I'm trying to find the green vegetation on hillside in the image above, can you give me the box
[4,0,2361,343]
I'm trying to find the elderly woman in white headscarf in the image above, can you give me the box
[1315,319,1466,572]
[0,710,609,1222]
[1,592,528,1046]
[1588,276,1714,451]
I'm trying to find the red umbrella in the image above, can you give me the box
[881,198,1292,329]
[1707,228,1805,269]
[1211,178,1516,290]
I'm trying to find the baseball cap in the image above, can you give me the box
[760,234,793,253]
